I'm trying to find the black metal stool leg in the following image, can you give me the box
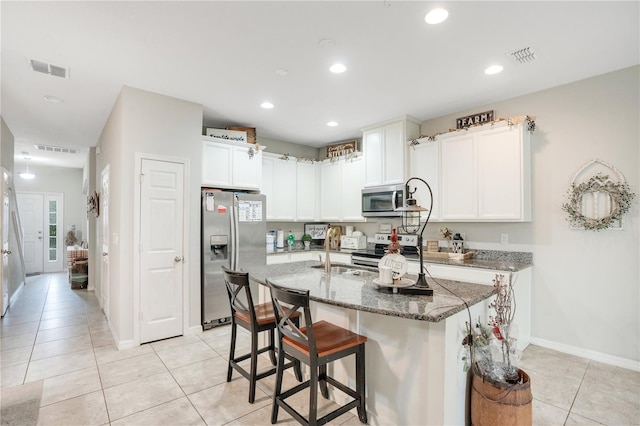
[319,364,329,399]
[248,329,259,403]
[268,328,277,366]
[309,364,319,426]
[356,344,368,424]
[271,344,286,424]
[227,322,237,382]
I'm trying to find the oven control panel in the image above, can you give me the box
[374,233,418,246]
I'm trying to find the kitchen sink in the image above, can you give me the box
[312,264,378,278]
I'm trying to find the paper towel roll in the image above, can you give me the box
[276,230,284,248]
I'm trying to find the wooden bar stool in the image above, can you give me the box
[222,267,302,403]
[267,279,368,426]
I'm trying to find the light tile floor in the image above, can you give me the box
[1,272,638,425]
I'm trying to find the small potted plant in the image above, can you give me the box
[302,234,313,250]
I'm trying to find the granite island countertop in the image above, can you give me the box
[268,246,532,272]
[244,261,495,322]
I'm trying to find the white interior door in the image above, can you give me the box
[16,193,43,274]
[101,165,110,318]
[43,194,64,273]
[139,158,184,343]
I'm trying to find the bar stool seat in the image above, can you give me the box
[222,267,302,403]
[267,279,368,426]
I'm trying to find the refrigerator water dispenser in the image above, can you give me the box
[209,235,228,261]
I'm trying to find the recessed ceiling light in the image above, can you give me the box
[425,8,448,25]
[261,102,274,109]
[329,64,347,74]
[327,121,338,127]
[484,65,504,75]
[275,68,288,76]
[43,95,64,103]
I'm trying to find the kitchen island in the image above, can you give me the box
[244,261,529,425]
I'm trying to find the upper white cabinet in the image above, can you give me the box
[407,139,440,221]
[262,154,319,222]
[202,138,262,190]
[439,122,531,222]
[262,153,297,221]
[340,156,365,221]
[319,160,341,221]
[362,116,420,188]
[319,157,365,222]
[296,161,318,221]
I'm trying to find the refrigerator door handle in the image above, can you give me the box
[230,202,237,270]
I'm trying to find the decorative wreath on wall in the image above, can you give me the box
[87,191,100,217]
[561,173,635,231]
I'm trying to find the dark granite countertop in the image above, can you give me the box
[244,261,496,322]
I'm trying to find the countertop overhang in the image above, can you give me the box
[245,261,496,322]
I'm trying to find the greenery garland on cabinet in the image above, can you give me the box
[408,114,536,147]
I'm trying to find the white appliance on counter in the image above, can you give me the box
[340,235,367,250]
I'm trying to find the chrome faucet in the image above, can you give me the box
[324,224,334,274]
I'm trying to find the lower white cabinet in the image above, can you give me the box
[267,251,351,265]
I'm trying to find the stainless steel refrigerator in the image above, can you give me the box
[201,190,266,329]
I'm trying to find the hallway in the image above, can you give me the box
[1,273,638,425]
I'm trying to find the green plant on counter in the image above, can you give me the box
[302,234,313,242]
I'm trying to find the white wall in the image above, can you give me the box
[419,66,639,365]
[97,86,203,347]
[14,164,86,244]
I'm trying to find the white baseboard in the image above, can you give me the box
[187,325,203,335]
[117,339,138,350]
[9,281,25,305]
[530,337,640,372]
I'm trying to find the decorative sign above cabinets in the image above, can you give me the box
[327,140,356,158]
[456,110,494,129]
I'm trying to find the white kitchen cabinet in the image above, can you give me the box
[407,139,440,220]
[362,117,420,188]
[262,154,302,221]
[202,139,262,190]
[439,122,531,222]
[340,157,365,221]
[296,161,318,221]
[440,133,477,220]
[319,160,341,221]
[319,157,365,222]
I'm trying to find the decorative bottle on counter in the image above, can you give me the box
[287,231,295,250]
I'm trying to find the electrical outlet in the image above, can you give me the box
[500,233,509,244]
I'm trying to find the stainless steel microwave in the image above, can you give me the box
[361,184,404,217]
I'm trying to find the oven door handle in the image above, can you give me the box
[351,256,380,268]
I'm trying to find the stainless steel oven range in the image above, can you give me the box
[350,233,419,268]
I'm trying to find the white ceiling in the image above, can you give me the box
[3,1,638,169]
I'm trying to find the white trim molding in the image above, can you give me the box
[530,337,640,372]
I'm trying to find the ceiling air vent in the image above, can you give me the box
[29,59,69,79]
[35,144,78,154]
[508,47,536,64]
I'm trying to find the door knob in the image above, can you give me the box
[174,256,183,262]
[2,249,10,255]
[102,252,108,256]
